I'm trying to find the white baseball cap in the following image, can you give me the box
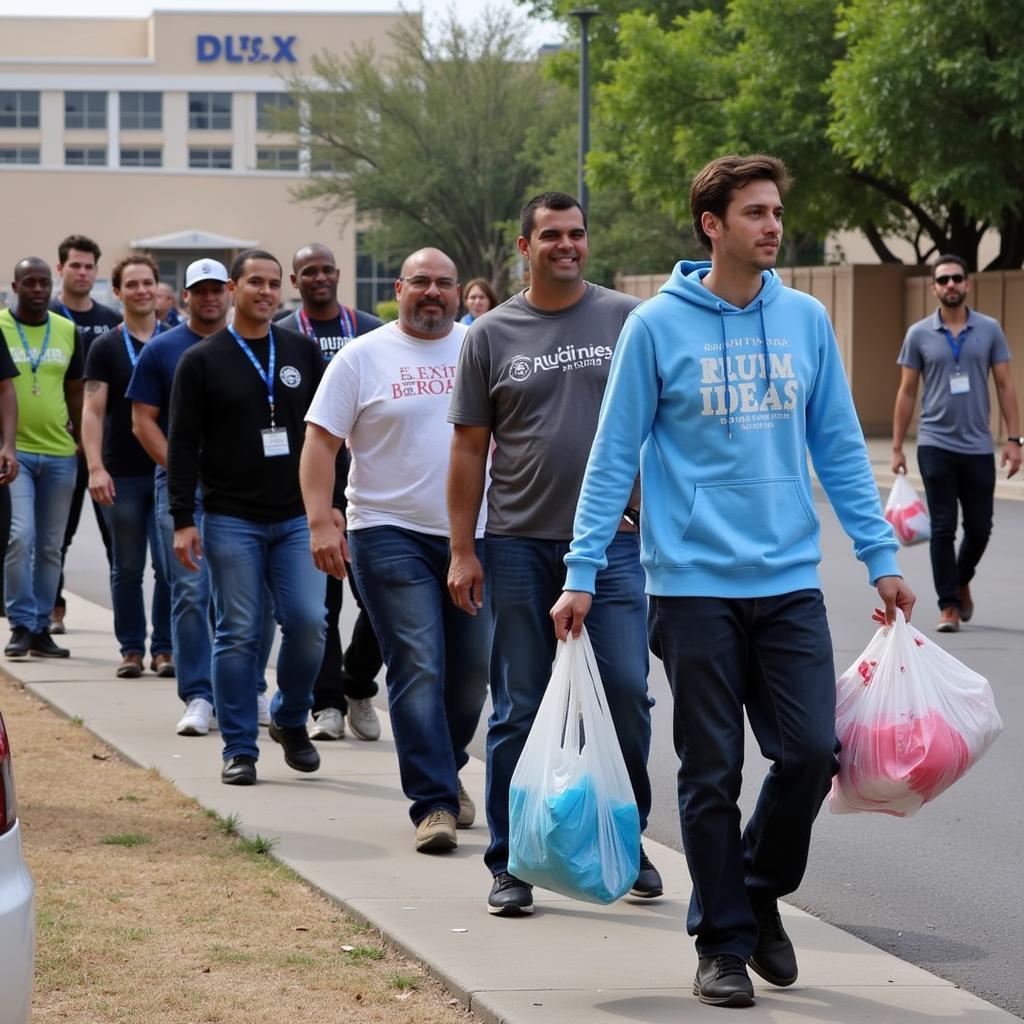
[184,258,229,289]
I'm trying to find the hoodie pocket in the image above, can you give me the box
[677,478,818,572]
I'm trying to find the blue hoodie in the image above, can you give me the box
[563,261,900,597]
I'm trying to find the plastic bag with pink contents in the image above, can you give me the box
[830,610,1002,817]
[884,472,931,546]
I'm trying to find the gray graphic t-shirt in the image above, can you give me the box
[448,283,640,539]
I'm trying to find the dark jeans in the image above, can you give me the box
[312,569,381,714]
[55,451,112,612]
[917,445,995,611]
[648,589,838,959]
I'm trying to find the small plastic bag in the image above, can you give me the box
[884,472,931,546]
[508,627,640,903]
[830,610,1002,817]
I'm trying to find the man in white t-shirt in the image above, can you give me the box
[300,247,489,854]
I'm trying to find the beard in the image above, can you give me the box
[939,291,966,309]
[408,301,452,334]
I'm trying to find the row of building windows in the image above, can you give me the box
[0,144,303,169]
[0,90,296,131]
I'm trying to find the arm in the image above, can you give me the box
[0,378,18,484]
[64,378,83,448]
[446,424,490,614]
[891,366,920,474]
[81,379,115,505]
[131,401,168,468]
[299,422,348,579]
[992,361,1021,479]
[167,354,204,570]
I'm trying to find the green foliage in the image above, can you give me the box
[374,299,399,322]
[98,834,151,848]
[237,834,278,856]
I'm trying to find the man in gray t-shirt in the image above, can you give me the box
[447,191,659,916]
[892,255,1021,632]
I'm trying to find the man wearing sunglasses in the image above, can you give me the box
[892,254,1021,632]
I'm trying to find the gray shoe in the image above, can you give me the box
[456,778,475,828]
[415,808,457,853]
[309,707,345,740]
[345,697,380,741]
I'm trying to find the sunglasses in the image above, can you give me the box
[934,274,966,285]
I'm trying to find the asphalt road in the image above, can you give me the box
[63,488,1024,1018]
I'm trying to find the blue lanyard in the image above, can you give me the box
[228,324,276,425]
[940,323,970,366]
[120,321,163,369]
[13,313,52,387]
[57,301,73,321]
[298,307,355,347]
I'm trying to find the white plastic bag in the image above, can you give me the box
[508,627,640,903]
[884,472,931,546]
[830,610,1002,817]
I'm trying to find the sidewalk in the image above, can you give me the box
[8,593,1019,1023]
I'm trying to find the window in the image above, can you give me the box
[0,147,40,165]
[256,92,295,131]
[256,147,299,171]
[188,92,232,130]
[188,147,232,170]
[120,92,162,130]
[355,232,401,312]
[65,147,107,166]
[120,148,162,168]
[0,91,40,129]
[65,91,107,130]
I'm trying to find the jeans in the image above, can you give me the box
[483,532,653,875]
[349,527,490,824]
[648,590,838,959]
[202,513,325,761]
[917,445,996,611]
[99,474,171,657]
[55,450,112,611]
[4,452,78,633]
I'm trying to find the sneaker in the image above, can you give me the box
[414,808,457,853]
[629,844,664,898]
[957,583,974,623]
[693,954,755,1008]
[116,653,144,677]
[4,626,31,658]
[345,697,380,741]
[487,872,534,916]
[151,653,175,677]
[748,901,798,987]
[308,707,345,740]
[268,721,320,773]
[30,631,70,659]
[49,605,66,635]
[256,692,271,727]
[221,755,257,786]
[456,778,475,828]
[936,607,960,633]
[176,697,215,737]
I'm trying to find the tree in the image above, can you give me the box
[284,12,570,293]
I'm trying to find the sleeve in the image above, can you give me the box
[66,329,85,381]
[990,320,1011,365]
[354,309,384,335]
[805,310,900,584]
[167,351,204,530]
[83,332,112,382]
[125,341,163,406]
[304,345,361,439]
[447,330,493,426]
[0,336,18,381]
[896,325,922,370]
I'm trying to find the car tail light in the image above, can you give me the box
[0,710,16,836]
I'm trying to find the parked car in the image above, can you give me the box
[0,709,34,1024]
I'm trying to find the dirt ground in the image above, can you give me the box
[0,672,477,1024]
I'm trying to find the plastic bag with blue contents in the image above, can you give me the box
[508,627,640,904]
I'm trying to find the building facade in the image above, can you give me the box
[0,10,406,308]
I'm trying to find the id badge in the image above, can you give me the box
[949,373,971,395]
[261,427,290,457]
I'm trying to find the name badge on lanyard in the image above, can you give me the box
[261,427,290,457]
[228,325,290,457]
[949,372,971,395]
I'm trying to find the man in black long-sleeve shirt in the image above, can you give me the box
[167,249,327,786]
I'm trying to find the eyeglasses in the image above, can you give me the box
[934,274,966,285]
[400,275,459,290]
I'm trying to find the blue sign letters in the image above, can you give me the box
[196,34,298,64]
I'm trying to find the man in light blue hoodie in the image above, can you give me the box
[552,154,916,1009]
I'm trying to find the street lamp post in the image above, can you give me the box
[569,6,600,212]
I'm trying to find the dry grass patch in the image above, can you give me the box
[0,673,475,1024]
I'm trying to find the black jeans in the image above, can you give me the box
[54,451,112,611]
[648,590,838,959]
[916,445,995,611]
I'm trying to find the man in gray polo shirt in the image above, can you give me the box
[446,191,660,916]
[892,254,1021,632]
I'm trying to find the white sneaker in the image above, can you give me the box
[256,692,272,727]
[346,698,381,741]
[176,697,215,736]
[309,707,345,740]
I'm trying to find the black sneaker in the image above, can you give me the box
[268,721,320,773]
[629,844,664,898]
[221,755,257,786]
[487,872,534,916]
[4,626,31,658]
[29,631,70,658]
[693,954,755,1008]
[748,901,798,987]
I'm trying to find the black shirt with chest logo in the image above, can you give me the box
[167,324,324,528]
[49,299,122,356]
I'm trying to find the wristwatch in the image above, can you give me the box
[1008,436,1024,446]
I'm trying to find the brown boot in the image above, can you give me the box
[957,584,973,623]
[936,607,960,633]
[116,653,144,678]
[151,653,175,678]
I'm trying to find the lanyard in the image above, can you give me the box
[120,321,163,369]
[298,307,355,345]
[940,323,970,366]
[228,324,276,426]
[13,313,52,393]
[57,301,73,321]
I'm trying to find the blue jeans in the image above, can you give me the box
[349,527,490,824]
[202,513,325,761]
[483,532,653,874]
[4,452,77,632]
[648,590,838,959]
[100,474,171,657]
